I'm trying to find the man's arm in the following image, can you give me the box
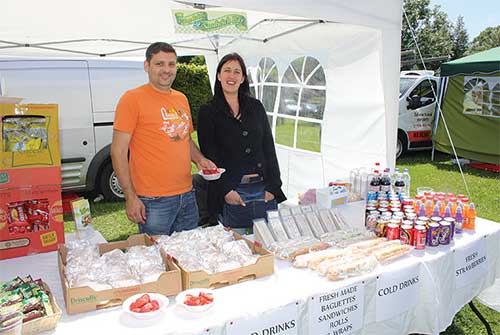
[190,137,217,170]
[111,130,145,224]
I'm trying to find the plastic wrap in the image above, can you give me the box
[318,209,337,233]
[327,255,379,281]
[281,215,302,239]
[267,217,289,242]
[305,212,325,238]
[294,214,315,238]
[253,218,275,248]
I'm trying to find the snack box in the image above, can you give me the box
[0,101,60,169]
[316,185,349,208]
[161,232,274,290]
[57,234,182,314]
[0,167,64,260]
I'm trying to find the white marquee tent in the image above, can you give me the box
[1,0,402,197]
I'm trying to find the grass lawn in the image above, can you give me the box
[63,145,499,335]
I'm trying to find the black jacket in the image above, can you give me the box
[197,95,286,213]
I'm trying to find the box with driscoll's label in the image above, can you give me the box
[0,166,64,260]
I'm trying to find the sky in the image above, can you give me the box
[430,0,499,39]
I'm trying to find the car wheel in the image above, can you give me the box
[396,132,407,159]
[99,162,125,201]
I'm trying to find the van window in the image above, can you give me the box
[409,79,437,105]
[400,77,417,97]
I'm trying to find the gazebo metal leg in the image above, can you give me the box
[468,301,493,335]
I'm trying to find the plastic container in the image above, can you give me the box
[198,168,225,181]
[122,293,169,320]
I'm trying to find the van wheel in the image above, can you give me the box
[99,162,125,201]
[396,132,407,159]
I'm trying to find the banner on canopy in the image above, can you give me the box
[172,10,248,34]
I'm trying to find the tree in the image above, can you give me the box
[451,16,469,59]
[467,26,500,55]
[401,0,454,70]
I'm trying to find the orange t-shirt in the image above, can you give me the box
[114,84,193,196]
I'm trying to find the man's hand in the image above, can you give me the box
[225,190,246,206]
[196,157,217,171]
[126,195,146,224]
[264,191,275,202]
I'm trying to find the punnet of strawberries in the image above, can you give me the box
[129,294,160,313]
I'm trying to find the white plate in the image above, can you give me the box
[122,293,169,320]
[175,288,215,313]
[198,168,225,181]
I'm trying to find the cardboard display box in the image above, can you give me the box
[0,167,63,260]
[58,234,182,314]
[0,102,60,169]
[163,233,274,290]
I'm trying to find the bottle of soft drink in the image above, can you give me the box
[402,168,411,196]
[392,168,400,189]
[455,206,464,234]
[369,170,381,193]
[380,168,392,193]
[464,203,476,230]
[393,170,405,195]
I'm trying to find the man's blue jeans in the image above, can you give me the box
[222,180,277,231]
[138,189,198,236]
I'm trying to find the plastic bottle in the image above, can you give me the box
[392,168,400,189]
[393,170,405,195]
[432,204,440,218]
[455,206,464,234]
[444,204,451,218]
[465,203,476,230]
[380,168,392,193]
[425,200,433,217]
[369,170,381,193]
[418,203,426,217]
[402,168,411,196]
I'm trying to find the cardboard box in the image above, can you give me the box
[58,234,182,314]
[0,102,60,169]
[0,182,64,260]
[316,185,349,208]
[166,233,274,290]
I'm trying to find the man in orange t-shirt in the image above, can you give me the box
[111,42,216,235]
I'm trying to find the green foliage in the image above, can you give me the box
[172,63,212,129]
[178,55,207,66]
[466,26,500,56]
[402,0,455,70]
[451,16,469,59]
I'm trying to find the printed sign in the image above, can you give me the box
[376,263,420,322]
[226,302,298,335]
[309,282,364,335]
[172,10,247,34]
[454,238,487,289]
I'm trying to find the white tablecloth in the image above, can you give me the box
[1,219,499,335]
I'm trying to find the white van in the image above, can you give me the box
[397,70,439,158]
[0,58,147,200]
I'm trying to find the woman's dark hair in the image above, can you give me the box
[213,53,251,107]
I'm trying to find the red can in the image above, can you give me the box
[386,223,400,240]
[414,225,426,250]
[400,224,414,245]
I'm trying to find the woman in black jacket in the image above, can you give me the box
[197,53,286,232]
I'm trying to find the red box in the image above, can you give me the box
[0,166,64,260]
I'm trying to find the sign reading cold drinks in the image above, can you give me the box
[226,302,298,335]
[376,264,420,322]
[308,282,365,335]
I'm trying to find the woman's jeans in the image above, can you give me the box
[222,178,277,231]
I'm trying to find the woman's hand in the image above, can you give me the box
[225,190,246,206]
[264,191,275,202]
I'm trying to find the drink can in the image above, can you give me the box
[414,225,426,250]
[402,219,413,227]
[427,222,440,246]
[415,220,426,228]
[403,205,414,211]
[400,224,414,245]
[390,207,401,213]
[439,221,451,245]
[376,219,389,237]
[386,223,400,240]
[406,212,417,223]
[366,206,377,214]
[392,211,404,218]
[390,218,401,226]
[402,197,413,206]
[444,217,455,239]
[430,216,442,223]
[366,213,378,232]
[418,216,430,223]
[378,208,389,216]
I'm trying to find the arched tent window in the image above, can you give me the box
[491,83,500,117]
[276,56,326,152]
[464,78,490,116]
[250,58,279,128]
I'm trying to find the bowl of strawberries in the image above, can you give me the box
[176,288,215,313]
[123,293,168,320]
[198,168,225,181]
